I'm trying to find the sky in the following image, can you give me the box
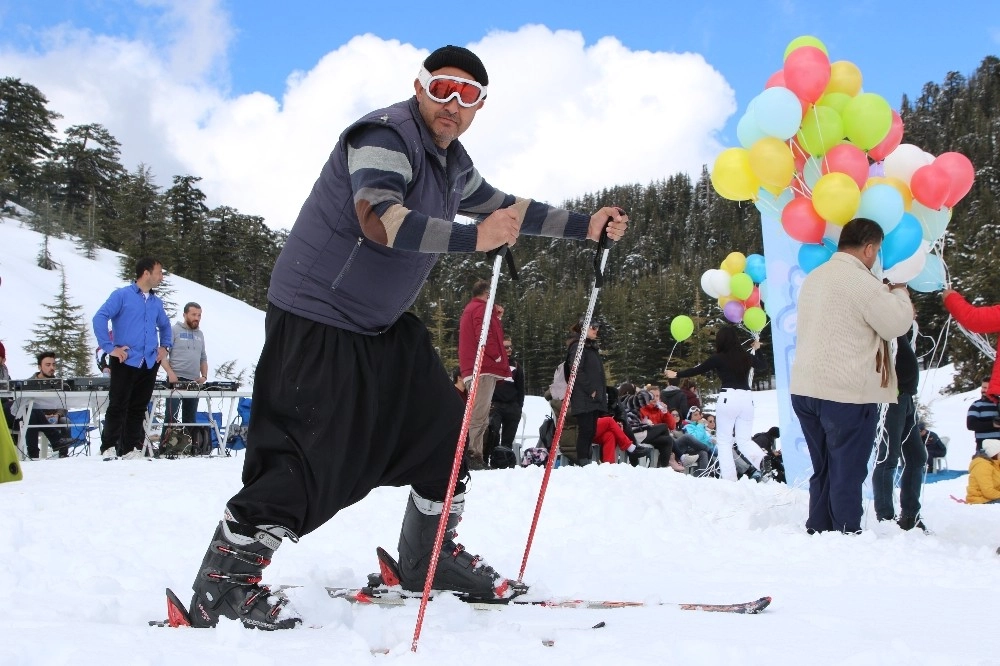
[3,213,999,663]
[0,0,997,231]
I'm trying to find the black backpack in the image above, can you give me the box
[537,415,556,450]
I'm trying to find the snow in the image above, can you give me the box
[2,218,999,665]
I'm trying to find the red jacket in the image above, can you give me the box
[458,296,510,379]
[639,403,677,430]
[944,291,1000,395]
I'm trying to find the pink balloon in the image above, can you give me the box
[935,152,975,207]
[783,46,831,104]
[723,300,745,323]
[822,144,869,189]
[910,164,951,209]
[868,110,903,162]
[781,198,826,244]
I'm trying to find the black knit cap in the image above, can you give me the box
[423,45,488,86]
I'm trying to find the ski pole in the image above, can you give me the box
[412,245,509,652]
[517,211,619,582]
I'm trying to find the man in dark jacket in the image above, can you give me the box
[179,45,630,630]
[489,334,525,464]
[565,320,607,464]
[872,314,928,531]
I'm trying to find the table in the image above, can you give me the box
[0,388,252,459]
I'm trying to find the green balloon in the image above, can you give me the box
[784,36,828,61]
[743,306,767,332]
[817,92,851,116]
[796,105,844,157]
[842,93,892,150]
[670,315,694,342]
[730,272,754,300]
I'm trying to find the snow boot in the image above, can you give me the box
[397,489,526,600]
[187,517,301,630]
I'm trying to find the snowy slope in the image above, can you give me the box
[2,216,999,665]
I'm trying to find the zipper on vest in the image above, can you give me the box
[331,236,364,291]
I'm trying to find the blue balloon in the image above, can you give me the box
[745,254,767,283]
[752,86,803,140]
[908,253,946,292]
[753,186,793,217]
[737,105,766,149]
[798,243,833,274]
[856,184,904,234]
[880,213,922,270]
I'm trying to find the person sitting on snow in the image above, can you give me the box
[966,439,1000,504]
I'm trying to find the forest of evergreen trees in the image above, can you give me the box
[2,55,997,394]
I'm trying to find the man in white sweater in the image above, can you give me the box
[790,217,914,534]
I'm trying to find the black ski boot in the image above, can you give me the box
[397,490,527,600]
[187,517,301,630]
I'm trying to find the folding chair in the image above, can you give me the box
[64,409,95,456]
[225,397,251,457]
[195,411,224,456]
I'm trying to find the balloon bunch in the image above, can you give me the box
[700,251,768,333]
[710,35,974,292]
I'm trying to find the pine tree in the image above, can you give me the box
[22,269,92,376]
[0,78,61,205]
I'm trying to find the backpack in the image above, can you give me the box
[489,445,517,469]
[537,415,556,450]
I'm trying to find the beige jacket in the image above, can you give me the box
[790,252,913,404]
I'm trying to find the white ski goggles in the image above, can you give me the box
[417,67,487,107]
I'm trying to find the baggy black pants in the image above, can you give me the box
[227,307,467,537]
[102,357,159,455]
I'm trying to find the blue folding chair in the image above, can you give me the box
[65,409,95,456]
[225,398,251,456]
[195,411,223,455]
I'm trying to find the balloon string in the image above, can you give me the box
[663,341,680,374]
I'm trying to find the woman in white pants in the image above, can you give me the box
[666,326,767,481]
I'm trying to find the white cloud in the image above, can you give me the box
[0,15,735,228]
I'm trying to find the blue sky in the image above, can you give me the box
[0,0,997,227]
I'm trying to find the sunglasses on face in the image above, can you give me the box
[417,67,487,107]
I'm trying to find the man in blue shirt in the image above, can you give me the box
[93,257,172,459]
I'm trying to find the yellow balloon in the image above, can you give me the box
[748,137,794,189]
[812,172,860,225]
[711,148,760,201]
[718,296,733,309]
[784,35,828,60]
[865,176,913,211]
[825,60,863,97]
[720,251,747,275]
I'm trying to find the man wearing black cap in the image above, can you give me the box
[177,45,630,630]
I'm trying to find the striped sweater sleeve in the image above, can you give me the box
[347,125,477,253]
[458,168,591,241]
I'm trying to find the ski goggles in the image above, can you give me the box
[417,67,487,107]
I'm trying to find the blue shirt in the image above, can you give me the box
[93,283,172,370]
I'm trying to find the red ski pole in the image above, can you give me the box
[411,247,507,652]
[518,216,617,582]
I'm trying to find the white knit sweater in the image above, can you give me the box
[790,252,913,404]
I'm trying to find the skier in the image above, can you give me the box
[178,45,629,630]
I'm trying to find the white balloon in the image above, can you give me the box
[884,240,929,284]
[708,269,732,298]
[883,143,934,186]
[701,270,720,297]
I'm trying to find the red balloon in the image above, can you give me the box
[935,152,975,207]
[783,46,831,104]
[822,144,869,189]
[781,197,826,244]
[868,110,903,162]
[765,70,785,88]
[910,164,951,209]
[744,286,761,308]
